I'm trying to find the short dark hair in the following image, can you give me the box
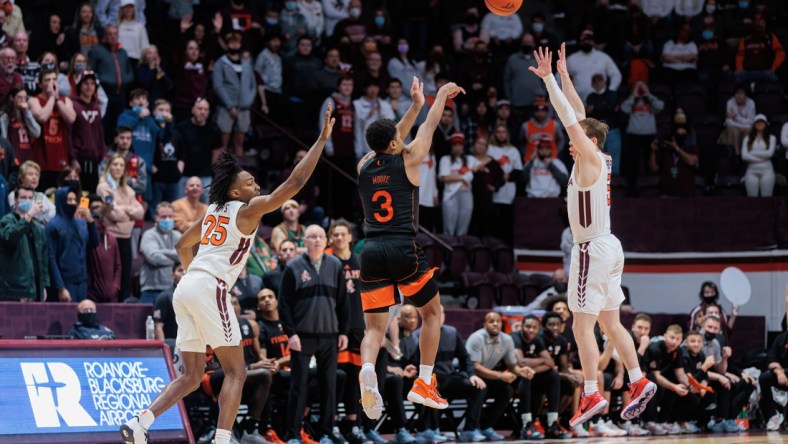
[365,119,397,153]
[116,125,132,136]
[531,11,546,21]
[524,314,540,324]
[386,78,402,88]
[172,262,182,272]
[297,35,312,45]
[88,193,103,205]
[336,75,353,88]
[542,311,563,325]
[15,183,35,195]
[39,69,57,82]
[686,330,702,339]
[129,88,148,101]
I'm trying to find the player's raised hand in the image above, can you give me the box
[529,47,553,78]
[319,103,336,141]
[438,81,466,99]
[556,42,569,77]
[410,76,425,108]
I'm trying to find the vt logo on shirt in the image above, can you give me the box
[81,110,99,124]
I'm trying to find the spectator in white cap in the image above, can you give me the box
[439,132,477,236]
[741,113,776,197]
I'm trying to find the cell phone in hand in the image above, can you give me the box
[105,194,114,205]
[79,197,90,209]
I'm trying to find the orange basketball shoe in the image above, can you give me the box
[407,374,448,409]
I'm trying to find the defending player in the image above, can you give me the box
[528,44,656,427]
[120,107,336,444]
[356,77,465,419]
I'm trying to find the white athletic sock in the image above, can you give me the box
[584,380,598,395]
[214,428,232,444]
[547,412,558,426]
[628,367,643,383]
[419,365,433,383]
[360,363,376,387]
[138,409,155,430]
[521,413,532,425]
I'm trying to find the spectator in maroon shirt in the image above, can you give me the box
[70,70,106,192]
[172,39,207,123]
[648,124,699,197]
[734,16,785,84]
[0,47,22,105]
[86,194,120,302]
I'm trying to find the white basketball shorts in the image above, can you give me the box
[568,234,625,315]
[173,271,241,353]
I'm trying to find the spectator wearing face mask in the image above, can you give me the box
[59,52,108,116]
[566,29,621,103]
[68,299,117,339]
[279,1,310,55]
[322,0,349,38]
[139,201,180,304]
[86,194,121,303]
[734,16,785,84]
[648,124,699,197]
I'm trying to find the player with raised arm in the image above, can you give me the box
[120,107,336,444]
[530,45,657,427]
[356,77,466,419]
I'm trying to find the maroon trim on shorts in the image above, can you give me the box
[216,278,233,342]
[577,242,590,308]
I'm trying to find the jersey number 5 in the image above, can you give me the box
[372,190,394,223]
[201,215,230,246]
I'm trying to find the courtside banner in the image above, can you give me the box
[0,340,193,443]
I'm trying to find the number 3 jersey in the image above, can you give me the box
[359,153,418,237]
[189,201,254,285]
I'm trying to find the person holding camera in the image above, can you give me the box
[647,124,699,197]
[621,81,664,197]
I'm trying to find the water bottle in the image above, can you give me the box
[145,315,155,340]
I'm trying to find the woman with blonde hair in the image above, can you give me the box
[116,0,148,62]
[6,160,55,223]
[96,154,143,301]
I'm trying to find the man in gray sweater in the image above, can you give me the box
[139,201,180,303]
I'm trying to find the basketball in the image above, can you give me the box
[485,0,523,16]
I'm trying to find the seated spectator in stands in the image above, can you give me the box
[717,84,755,155]
[153,262,184,341]
[523,136,568,198]
[566,29,621,102]
[172,40,207,122]
[521,97,561,162]
[96,0,146,28]
[514,315,566,439]
[14,32,39,94]
[99,126,147,196]
[86,194,121,302]
[734,17,785,84]
[172,176,207,233]
[271,199,307,253]
[65,3,103,57]
[173,98,221,201]
[0,184,49,301]
[621,81,664,197]
[353,77,394,158]
[677,330,718,430]
[0,86,39,164]
[660,25,698,86]
[526,269,569,310]
[586,73,622,175]
[466,312,535,441]
[741,114,776,197]
[479,3,523,52]
[452,6,482,54]
[30,69,77,190]
[642,324,686,432]
[7,161,54,222]
[117,89,158,198]
[401,306,486,443]
[135,45,172,106]
[46,185,99,302]
[263,239,298,293]
[139,202,180,303]
[469,135,504,237]
[648,124,699,197]
[387,38,425,90]
[439,132,476,236]
[397,303,419,341]
[213,32,257,157]
[70,70,106,192]
[0,47,22,105]
[96,154,144,301]
[759,330,788,431]
[255,287,291,443]
[541,311,584,426]
[68,299,116,339]
[89,25,134,142]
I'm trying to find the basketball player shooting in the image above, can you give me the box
[529,44,656,426]
[356,77,465,419]
[120,107,336,444]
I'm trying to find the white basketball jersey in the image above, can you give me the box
[567,151,612,243]
[188,201,254,286]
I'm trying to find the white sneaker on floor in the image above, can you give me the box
[120,416,149,444]
[620,421,649,436]
[604,420,628,436]
[767,413,784,431]
[664,422,682,435]
[572,424,590,437]
[591,420,624,437]
[359,367,384,420]
[680,421,700,434]
[645,422,667,435]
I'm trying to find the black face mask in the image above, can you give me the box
[703,331,716,341]
[227,48,240,56]
[703,296,716,303]
[580,43,593,53]
[554,282,568,293]
[63,203,77,218]
[78,312,98,327]
[521,45,534,54]
[41,62,56,71]
[465,14,478,25]
[675,134,687,145]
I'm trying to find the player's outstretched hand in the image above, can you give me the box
[438,82,466,99]
[319,103,336,141]
[556,42,569,77]
[528,47,553,78]
[410,76,425,108]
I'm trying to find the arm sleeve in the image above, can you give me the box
[543,74,578,127]
[278,266,297,336]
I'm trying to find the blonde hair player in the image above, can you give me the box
[529,44,657,427]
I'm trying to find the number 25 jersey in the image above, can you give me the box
[359,153,418,238]
[189,201,254,285]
